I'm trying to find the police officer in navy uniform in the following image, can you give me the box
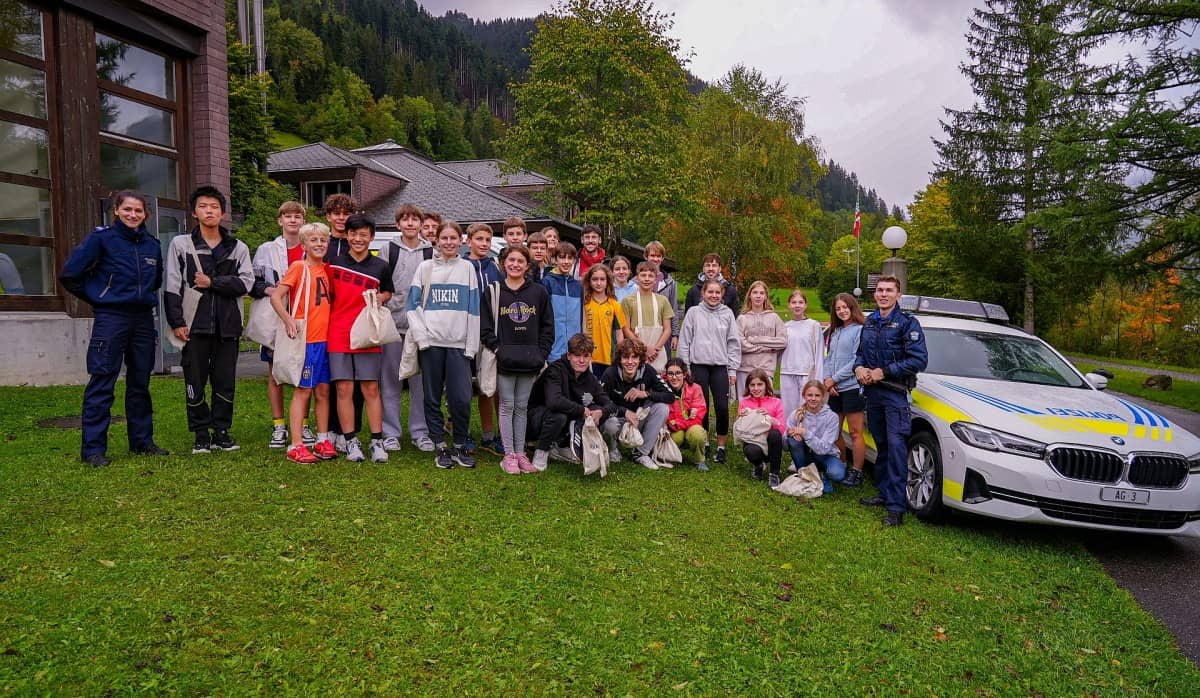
[59,190,169,467]
[854,275,928,526]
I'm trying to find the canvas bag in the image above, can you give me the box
[271,263,310,386]
[651,426,682,468]
[617,406,649,449]
[631,292,667,372]
[350,288,402,349]
[732,409,774,451]
[581,415,610,477]
[476,281,500,397]
[398,263,433,381]
[773,464,825,498]
[243,295,278,349]
[166,237,206,350]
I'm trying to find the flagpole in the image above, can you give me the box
[854,194,861,297]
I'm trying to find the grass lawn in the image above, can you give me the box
[2,377,1198,694]
[1069,351,1200,375]
[1076,364,1200,413]
[270,130,307,151]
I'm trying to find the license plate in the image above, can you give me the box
[1100,487,1150,505]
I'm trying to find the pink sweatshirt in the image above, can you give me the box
[738,395,786,434]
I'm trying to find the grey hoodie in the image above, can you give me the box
[678,301,741,375]
[786,403,840,456]
[379,234,433,333]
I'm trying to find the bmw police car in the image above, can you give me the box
[885,296,1200,536]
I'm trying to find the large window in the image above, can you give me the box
[0,1,54,299]
[305,180,353,209]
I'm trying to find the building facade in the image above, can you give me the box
[0,0,229,384]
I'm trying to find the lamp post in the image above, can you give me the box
[880,225,908,293]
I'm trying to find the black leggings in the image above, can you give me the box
[689,363,730,436]
[743,430,783,475]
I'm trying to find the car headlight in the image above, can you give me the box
[951,422,1047,459]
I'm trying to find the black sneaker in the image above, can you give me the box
[434,446,454,469]
[451,446,476,469]
[843,468,864,487]
[82,453,112,468]
[714,446,727,464]
[768,472,781,488]
[192,432,211,454]
[212,430,240,452]
[860,494,887,507]
[131,443,170,456]
[883,511,904,526]
[751,464,764,481]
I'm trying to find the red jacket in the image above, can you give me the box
[667,381,707,432]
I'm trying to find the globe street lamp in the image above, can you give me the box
[880,225,908,293]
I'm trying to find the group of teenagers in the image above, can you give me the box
[63,186,928,526]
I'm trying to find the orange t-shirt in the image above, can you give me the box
[279,260,331,343]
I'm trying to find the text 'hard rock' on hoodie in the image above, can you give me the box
[406,255,481,358]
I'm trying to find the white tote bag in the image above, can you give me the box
[399,264,432,382]
[631,292,667,372]
[651,426,682,468]
[271,264,310,386]
[617,406,648,449]
[773,464,825,498]
[732,410,773,451]
[581,415,610,477]
[350,288,402,349]
[166,238,206,350]
[244,297,278,349]
[477,281,500,397]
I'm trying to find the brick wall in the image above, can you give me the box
[355,170,405,212]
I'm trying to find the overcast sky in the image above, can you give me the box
[420,0,981,209]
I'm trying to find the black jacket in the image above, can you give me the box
[480,278,555,374]
[600,363,673,412]
[684,275,740,318]
[164,227,254,338]
[528,355,617,420]
[59,221,162,310]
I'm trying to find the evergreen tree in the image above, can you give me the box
[936,0,1126,332]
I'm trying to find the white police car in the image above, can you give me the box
[885,296,1200,536]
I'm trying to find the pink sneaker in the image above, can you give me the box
[501,453,521,475]
[516,452,538,473]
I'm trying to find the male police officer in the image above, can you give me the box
[854,275,928,526]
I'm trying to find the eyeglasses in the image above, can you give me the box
[665,371,684,376]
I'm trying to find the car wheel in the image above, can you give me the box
[906,431,946,522]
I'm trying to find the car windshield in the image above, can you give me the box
[924,328,1085,388]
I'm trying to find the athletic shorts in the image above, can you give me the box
[298,342,331,389]
[829,386,866,414]
[260,346,273,362]
[329,351,382,382]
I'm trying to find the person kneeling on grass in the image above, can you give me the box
[600,338,672,470]
[526,333,618,471]
[270,222,337,464]
[664,358,708,471]
[785,380,847,494]
[737,368,786,487]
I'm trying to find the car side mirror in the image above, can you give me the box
[1085,372,1109,391]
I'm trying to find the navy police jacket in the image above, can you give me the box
[59,221,163,310]
[853,307,928,386]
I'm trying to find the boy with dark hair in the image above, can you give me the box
[574,224,605,278]
[323,193,356,259]
[527,230,549,283]
[327,213,394,463]
[250,200,312,448]
[420,210,442,247]
[379,203,436,451]
[165,185,254,454]
[502,216,527,248]
[542,241,583,362]
[407,220,482,469]
[526,333,619,471]
[600,338,673,469]
[684,252,739,317]
[464,222,503,454]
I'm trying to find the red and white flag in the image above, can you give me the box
[852,204,862,239]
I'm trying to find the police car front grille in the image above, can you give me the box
[1128,455,1188,489]
[989,486,1192,531]
[1047,447,1123,484]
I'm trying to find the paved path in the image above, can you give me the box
[1068,356,1200,383]
[1079,391,1200,666]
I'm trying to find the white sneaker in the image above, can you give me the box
[370,438,389,463]
[412,435,436,452]
[345,437,364,462]
[269,424,288,448]
[382,436,402,452]
[532,449,550,472]
[301,425,317,446]
[635,453,659,470]
[334,434,348,454]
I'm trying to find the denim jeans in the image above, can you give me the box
[786,435,846,483]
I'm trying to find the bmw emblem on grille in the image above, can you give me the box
[1111,436,1125,445]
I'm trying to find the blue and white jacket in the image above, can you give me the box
[541,269,583,361]
[854,308,928,390]
[59,221,162,311]
[407,255,481,358]
[823,323,863,393]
